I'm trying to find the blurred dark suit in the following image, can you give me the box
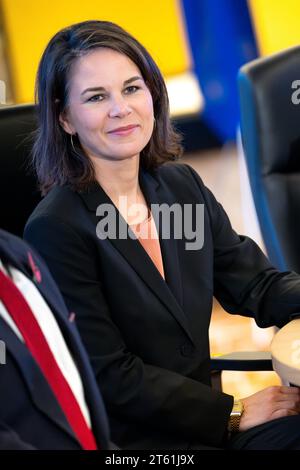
[0,229,110,449]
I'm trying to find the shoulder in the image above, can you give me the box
[27,186,81,222]
[149,163,228,229]
[0,230,35,270]
[155,162,202,182]
[150,162,208,201]
[0,229,43,268]
[0,228,28,253]
[0,228,66,297]
[24,185,88,248]
[28,186,80,216]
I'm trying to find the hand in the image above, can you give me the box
[239,385,300,432]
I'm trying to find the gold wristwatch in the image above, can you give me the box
[228,400,244,434]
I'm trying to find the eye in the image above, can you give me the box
[124,85,140,94]
[87,94,105,102]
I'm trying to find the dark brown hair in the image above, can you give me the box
[32,20,183,195]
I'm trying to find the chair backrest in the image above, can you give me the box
[0,104,40,236]
[238,46,300,272]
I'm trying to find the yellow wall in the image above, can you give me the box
[249,0,300,56]
[1,0,190,103]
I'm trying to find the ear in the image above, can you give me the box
[59,110,76,135]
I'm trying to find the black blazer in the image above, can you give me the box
[24,163,300,449]
[0,229,110,449]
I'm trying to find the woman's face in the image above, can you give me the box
[60,48,154,163]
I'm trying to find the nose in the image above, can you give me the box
[108,94,132,118]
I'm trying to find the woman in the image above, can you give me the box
[25,20,300,450]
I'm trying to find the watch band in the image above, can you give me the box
[228,399,244,434]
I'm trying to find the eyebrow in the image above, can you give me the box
[81,76,143,96]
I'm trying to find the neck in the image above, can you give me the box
[90,154,149,225]
[90,154,141,202]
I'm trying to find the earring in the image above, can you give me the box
[70,134,76,153]
[70,133,82,159]
[153,117,156,129]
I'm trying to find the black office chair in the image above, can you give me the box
[0,104,40,237]
[238,45,300,272]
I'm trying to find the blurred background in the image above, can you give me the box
[1,0,300,397]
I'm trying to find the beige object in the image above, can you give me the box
[271,319,300,386]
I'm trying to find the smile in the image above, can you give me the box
[107,124,139,136]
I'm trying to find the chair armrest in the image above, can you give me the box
[210,351,272,371]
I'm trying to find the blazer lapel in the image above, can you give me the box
[79,171,194,345]
[139,169,184,308]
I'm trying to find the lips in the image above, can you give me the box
[107,124,139,135]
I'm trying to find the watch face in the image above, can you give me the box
[232,401,243,416]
